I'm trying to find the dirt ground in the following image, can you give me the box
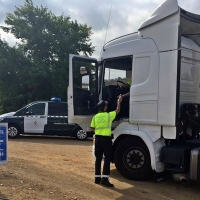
[0,135,200,200]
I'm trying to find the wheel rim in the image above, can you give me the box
[123,147,147,172]
[8,127,18,137]
[77,130,87,139]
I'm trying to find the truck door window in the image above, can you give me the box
[73,59,98,115]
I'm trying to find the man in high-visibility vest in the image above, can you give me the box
[90,96,122,187]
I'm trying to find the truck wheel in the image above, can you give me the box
[8,124,21,138]
[114,137,152,180]
[75,129,88,141]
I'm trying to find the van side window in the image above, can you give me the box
[48,102,67,116]
[27,103,46,115]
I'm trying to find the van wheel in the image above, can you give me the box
[8,124,20,138]
[75,129,88,141]
[114,137,152,180]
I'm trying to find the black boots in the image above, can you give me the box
[95,178,114,187]
[100,178,114,187]
[95,177,101,184]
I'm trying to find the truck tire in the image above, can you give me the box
[75,128,88,141]
[8,124,21,138]
[114,137,152,180]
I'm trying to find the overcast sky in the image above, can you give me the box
[0,0,199,58]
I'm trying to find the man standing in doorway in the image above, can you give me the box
[90,96,122,187]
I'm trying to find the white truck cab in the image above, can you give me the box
[68,0,200,183]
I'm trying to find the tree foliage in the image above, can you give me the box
[0,0,95,113]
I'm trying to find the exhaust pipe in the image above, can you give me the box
[179,175,189,184]
[172,174,189,184]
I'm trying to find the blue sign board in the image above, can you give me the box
[0,123,8,164]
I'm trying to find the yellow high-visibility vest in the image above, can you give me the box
[90,111,116,136]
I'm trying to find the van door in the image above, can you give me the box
[24,102,47,133]
[44,102,68,134]
[68,54,99,132]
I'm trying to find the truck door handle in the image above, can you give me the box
[40,116,46,118]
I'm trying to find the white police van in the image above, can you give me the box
[0,98,91,140]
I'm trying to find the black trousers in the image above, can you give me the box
[95,136,112,178]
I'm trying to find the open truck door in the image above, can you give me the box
[68,54,99,133]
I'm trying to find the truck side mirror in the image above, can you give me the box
[80,66,87,75]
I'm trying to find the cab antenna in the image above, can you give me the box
[104,6,112,45]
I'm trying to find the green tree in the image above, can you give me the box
[0,0,95,113]
[0,39,34,112]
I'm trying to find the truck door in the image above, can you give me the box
[68,54,99,132]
